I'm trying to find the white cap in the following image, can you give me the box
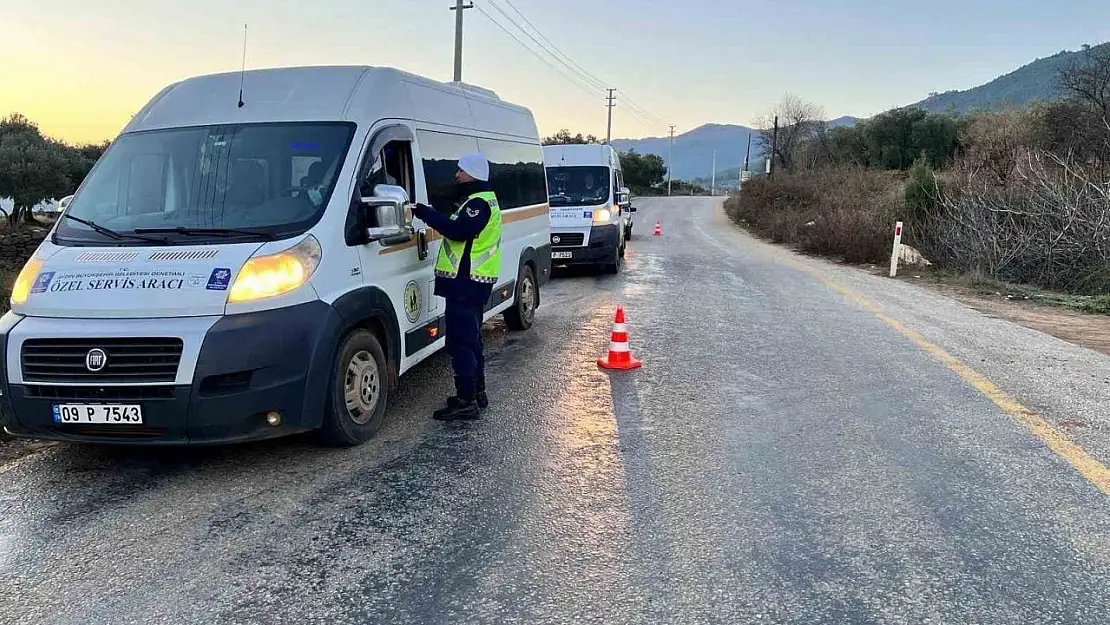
[458,152,490,182]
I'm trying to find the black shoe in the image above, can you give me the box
[476,377,488,410]
[433,398,480,421]
[442,394,486,410]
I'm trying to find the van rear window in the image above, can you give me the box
[417,130,547,211]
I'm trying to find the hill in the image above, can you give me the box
[612,117,859,182]
[912,42,1109,114]
[612,124,755,181]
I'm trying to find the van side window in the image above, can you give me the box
[416,130,479,212]
[477,138,547,210]
[362,140,415,201]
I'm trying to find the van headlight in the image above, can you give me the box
[10,258,44,306]
[592,207,614,224]
[228,235,322,303]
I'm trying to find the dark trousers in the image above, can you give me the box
[444,298,485,401]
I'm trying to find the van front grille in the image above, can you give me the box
[21,338,183,384]
[25,385,176,401]
[551,232,585,247]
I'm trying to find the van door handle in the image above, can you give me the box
[416,228,429,261]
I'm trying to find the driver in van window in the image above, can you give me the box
[363,146,400,196]
[583,172,604,202]
[300,161,327,206]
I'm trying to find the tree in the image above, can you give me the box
[542,129,600,145]
[829,126,870,166]
[0,113,108,229]
[1059,44,1110,117]
[0,115,73,228]
[754,94,827,174]
[0,134,70,228]
[1055,46,1110,167]
[619,149,666,194]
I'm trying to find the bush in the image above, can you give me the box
[916,151,1110,294]
[725,166,902,264]
[904,159,942,224]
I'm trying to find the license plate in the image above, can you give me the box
[53,404,144,425]
[552,251,573,259]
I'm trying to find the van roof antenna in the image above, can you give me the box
[237,24,248,108]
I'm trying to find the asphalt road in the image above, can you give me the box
[4,196,1110,625]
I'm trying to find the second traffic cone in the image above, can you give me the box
[597,306,642,370]
[653,220,662,236]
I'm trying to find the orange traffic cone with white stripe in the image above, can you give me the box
[597,306,642,370]
[653,220,662,236]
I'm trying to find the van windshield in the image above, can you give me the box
[56,122,356,245]
[546,166,610,206]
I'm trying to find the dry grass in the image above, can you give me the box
[725,166,904,264]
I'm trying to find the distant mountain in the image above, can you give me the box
[612,117,860,181]
[611,124,756,181]
[609,42,1108,180]
[912,42,1109,114]
[828,116,860,128]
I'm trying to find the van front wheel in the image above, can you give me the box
[602,246,622,274]
[504,264,537,331]
[320,329,389,446]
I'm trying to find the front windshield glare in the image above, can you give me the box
[58,122,355,243]
[546,166,610,206]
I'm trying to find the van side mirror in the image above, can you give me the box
[618,186,632,207]
[360,184,414,245]
[58,195,74,213]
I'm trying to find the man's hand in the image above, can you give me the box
[412,203,434,220]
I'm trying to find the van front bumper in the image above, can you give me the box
[0,302,339,446]
[551,224,620,265]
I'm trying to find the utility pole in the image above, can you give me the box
[744,133,752,172]
[451,0,474,82]
[769,115,779,180]
[605,88,616,144]
[667,125,675,196]
[711,151,716,196]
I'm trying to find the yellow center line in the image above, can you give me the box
[787,257,1110,495]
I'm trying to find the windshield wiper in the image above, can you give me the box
[133,226,276,240]
[61,213,169,244]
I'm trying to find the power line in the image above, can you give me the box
[474,4,602,99]
[498,0,610,90]
[494,0,668,127]
[618,90,667,126]
[484,0,606,92]
[620,102,665,127]
[477,0,669,130]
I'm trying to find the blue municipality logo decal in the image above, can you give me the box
[206,268,233,291]
[30,271,55,294]
[583,211,592,219]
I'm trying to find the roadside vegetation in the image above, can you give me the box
[726,44,1110,300]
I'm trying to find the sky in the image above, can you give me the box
[2,0,1110,145]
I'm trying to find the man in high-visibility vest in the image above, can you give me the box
[412,153,502,421]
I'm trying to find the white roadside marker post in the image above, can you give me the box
[889,221,904,278]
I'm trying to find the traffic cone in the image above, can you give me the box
[597,306,642,370]
[653,220,662,236]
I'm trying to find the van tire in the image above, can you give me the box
[320,329,389,447]
[602,247,622,274]
[504,264,537,332]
